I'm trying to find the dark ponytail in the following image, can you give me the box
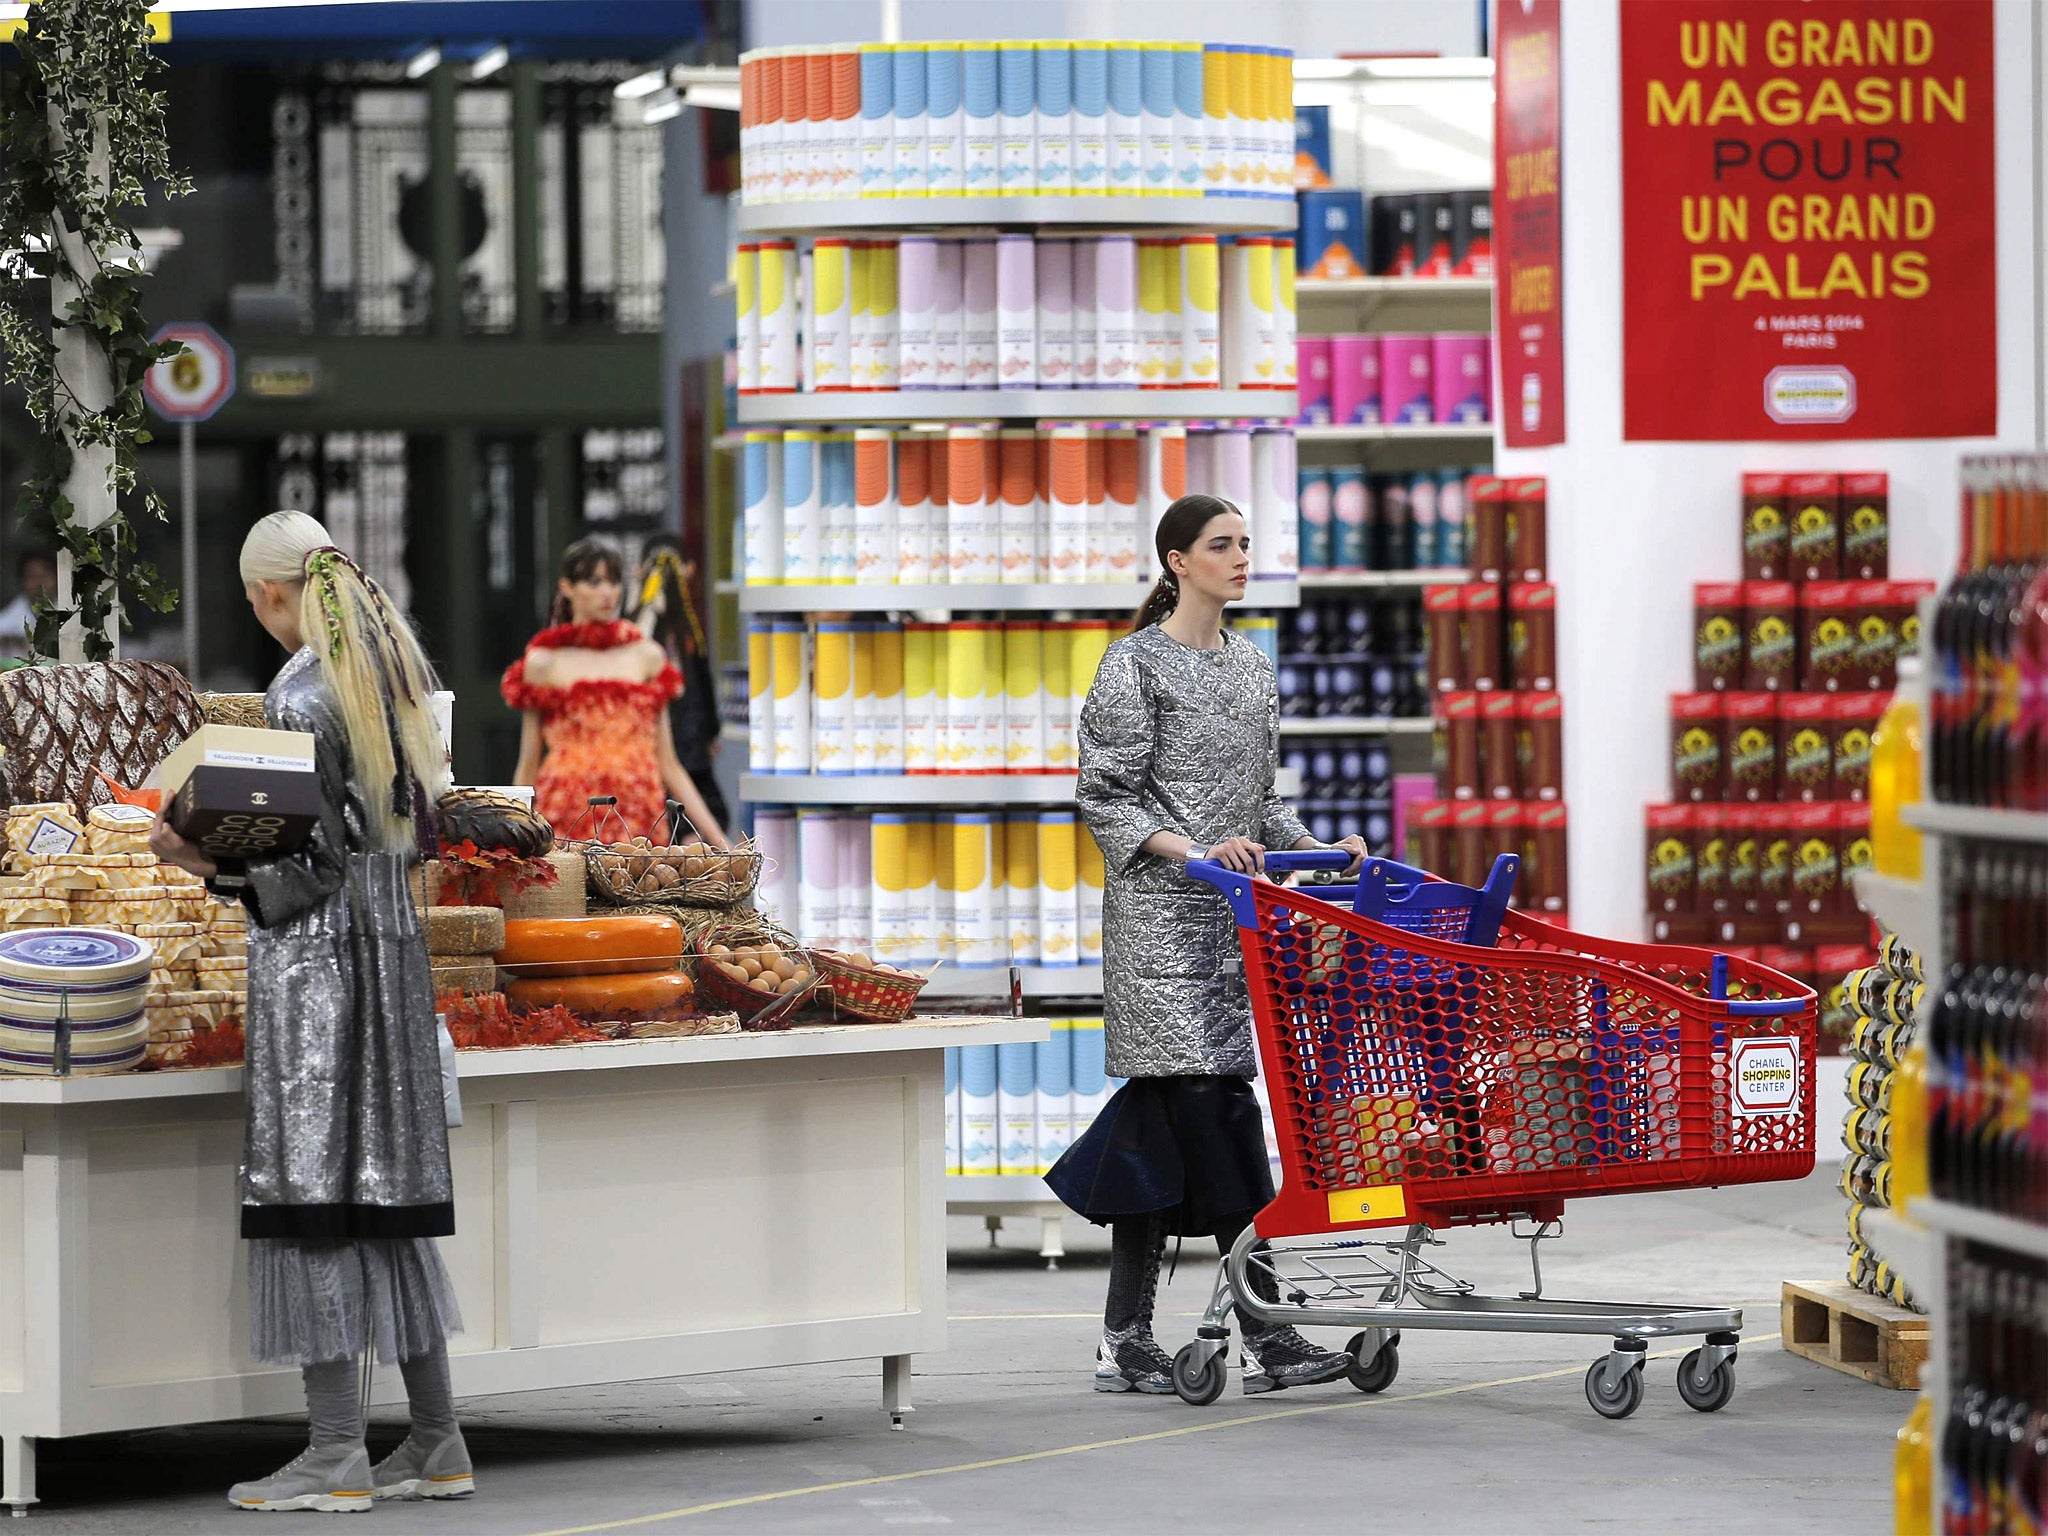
[1127,493,1243,632]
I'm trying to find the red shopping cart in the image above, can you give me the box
[1174,850,1817,1418]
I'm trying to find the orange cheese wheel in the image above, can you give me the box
[504,969,695,1020]
[495,915,684,978]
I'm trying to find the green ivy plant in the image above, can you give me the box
[0,0,188,661]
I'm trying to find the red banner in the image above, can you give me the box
[1495,0,1565,447]
[1620,1,1995,440]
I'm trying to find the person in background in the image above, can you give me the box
[151,511,472,1511]
[631,533,732,837]
[505,538,729,847]
[0,549,57,657]
[1047,493,1366,1400]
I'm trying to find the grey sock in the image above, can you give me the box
[302,1358,365,1449]
[399,1343,459,1441]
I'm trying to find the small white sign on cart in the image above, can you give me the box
[1731,1037,1802,1117]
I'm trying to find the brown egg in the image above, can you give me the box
[608,841,634,854]
[844,950,871,968]
[770,955,795,980]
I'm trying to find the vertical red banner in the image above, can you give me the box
[1620,1,1996,440]
[1495,0,1566,447]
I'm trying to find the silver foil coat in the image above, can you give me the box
[239,648,454,1236]
[1075,626,1310,1079]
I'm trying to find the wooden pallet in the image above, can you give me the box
[1781,1280,1929,1391]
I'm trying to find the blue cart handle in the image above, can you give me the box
[1256,850,1354,874]
[1725,997,1810,1018]
[1185,849,1352,929]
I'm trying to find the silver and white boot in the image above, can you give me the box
[1240,1327,1351,1395]
[227,1444,374,1513]
[1094,1323,1177,1394]
[372,1430,475,1501]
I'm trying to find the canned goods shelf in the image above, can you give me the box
[736,390,1297,426]
[1276,716,1433,737]
[1902,802,2048,847]
[741,768,1301,805]
[1908,1197,2048,1262]
[1294,423,1496,445]
[1296,276,1494,301]
[737,196,1300,238]
[733,580,1301,614]
[1850,869,1936,958]
[1297,569,1470,589]
[919,965,1103,999]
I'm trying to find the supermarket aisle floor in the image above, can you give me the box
[19,1165,1899,1535]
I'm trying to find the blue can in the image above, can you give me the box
[1297,189,1367,279]
[1331,467,1370,571]
[1297,467,1333,573]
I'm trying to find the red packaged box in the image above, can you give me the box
[1840,472,1889,580]
[1694,582,1745,692]
[1462,582,1503,691]
[1645,803,1696,916]
[1742,473,1789,582]
[1671,693,1725,803]
[1799,581,1860,692]
[1787,471,1841,583]
[1507,581,1557,691]
[1756,804,1795,921]
[1451,801,1489,888]
[1777,694,1834,802]
[1694,804,1730,920]
[1894,579,1937,663]
[1439,690,1480,799]
[1758,944,1816,995]
[1516,691,1564,801]
[1468,477,1507,584]
[1849,580,1900,690]
[1480,690,1519,800]
[1524,801,1567,913]
[1485,800,1522,878]
[1831,693,1883,801]
[1405,799,1452,878]
[1424,584,1465,694]
[1837,801,1874,889]
[1506,478,1548,582]
[1723,692,1778,803]
[1787,802,1841,919]
[1743,581,1799,691]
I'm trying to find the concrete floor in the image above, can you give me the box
[16,1165,1903,1534]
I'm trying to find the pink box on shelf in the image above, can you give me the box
[1379,333,1434,424]
[1296,336,1332,425]
[1431,332,1490,425]
[1330,333,1381,425]
[1391,773,1436,864]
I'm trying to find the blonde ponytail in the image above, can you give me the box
[240,511,451,853]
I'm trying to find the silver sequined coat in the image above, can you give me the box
[1076,626,1310,1079]
[237,648,454,1240]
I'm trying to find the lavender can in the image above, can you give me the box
[1431,332,1491,424]
[1379,333,1434,425]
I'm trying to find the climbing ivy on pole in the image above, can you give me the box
[0,0,188,661]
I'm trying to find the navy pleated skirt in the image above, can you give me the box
[1044,1074,1276,1239]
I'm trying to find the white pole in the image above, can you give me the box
[180,420,198,679]
[879,0,901,45]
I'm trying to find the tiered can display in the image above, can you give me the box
[1841,932,1923,1310]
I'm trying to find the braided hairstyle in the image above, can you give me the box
[239,511,450,855]
[632,532,706,662]
[1128,493,1245,632]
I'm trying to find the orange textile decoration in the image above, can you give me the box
[95,769,160,813]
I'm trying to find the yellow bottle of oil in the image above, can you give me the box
[1891,1042,1929,1209]
[1870,657,1925,881]
[1894,1394,1933,1536]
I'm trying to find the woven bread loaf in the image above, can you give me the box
[0,662,204,816]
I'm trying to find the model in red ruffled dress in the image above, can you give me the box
[504,541,728,846]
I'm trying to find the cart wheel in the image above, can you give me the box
[1676,1349,1736,1413]
[1584,1357,1644,1420]
[1172,1343,1227,1407]
[1345,1333,1400,1394]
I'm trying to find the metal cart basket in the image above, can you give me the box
[1174,850,1817,1418]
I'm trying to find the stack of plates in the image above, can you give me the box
[0,928,155,1076]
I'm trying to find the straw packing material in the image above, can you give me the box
[426,905,507,958]
[197,692,270,729]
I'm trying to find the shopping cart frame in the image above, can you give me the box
[1169,851,1814,1418]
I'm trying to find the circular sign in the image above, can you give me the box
[144,322,237,422]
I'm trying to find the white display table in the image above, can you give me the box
[0,1015,1042,1515]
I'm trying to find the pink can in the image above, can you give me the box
[1431,332,1491,424]
[1296,337,1333,425]
[1379,333,1434,424]
[1330,334,1381,425]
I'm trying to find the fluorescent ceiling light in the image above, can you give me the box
[615,69,667,99]
[403,45,440,79]
[468,45,509,81]
[643,90,683,124]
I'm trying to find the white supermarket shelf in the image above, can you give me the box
[1903,802,2048,846]
[1851,869,1936,957]
[743,768,1301,805]
[734,580,1299,614]
[1862,1206,1937,1305]
[738,196,1299,237]
[1295,423,1496,446]
[1277,716,1433,738]
[946,1174,1062,1205]
[1296,276,1494,301]
[1298,569,1469,590]
[919,965,1104,1000]
[1910,1198,2048,1262]
[737,390,1294,426]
